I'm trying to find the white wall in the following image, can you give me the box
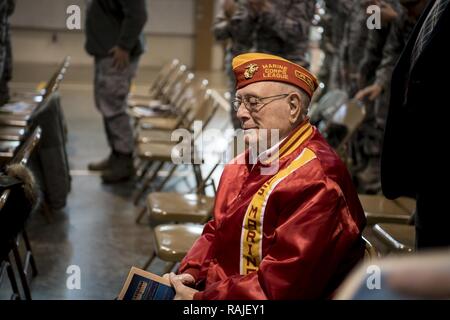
[10,0,196,68]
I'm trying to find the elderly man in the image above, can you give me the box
[168,53,366,300]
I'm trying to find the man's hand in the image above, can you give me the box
[354,83,383,101]
[223,0,236,18]
[248,0,272,14]
[380,1,399,24]
[169,272,198,300]
[162,272,195,285]
[109,46,130,70]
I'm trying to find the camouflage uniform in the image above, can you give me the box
[216,0,315,128]
[321,0,351,91]
[358,0,403,87]
[0,0,14,105]
[230,0,316,66]
[213,0,251,128]
[338,0,379,96]
[94,57,139,154]
[373,9,417,124]
[85,0,147,155]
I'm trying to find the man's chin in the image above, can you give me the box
[243,128,259,145]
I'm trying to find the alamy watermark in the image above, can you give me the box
[66,5,81,30]
[66,265,81,290]
[366,265,381,290]
[366,5,382,30]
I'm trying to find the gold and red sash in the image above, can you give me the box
[240,123,316,275]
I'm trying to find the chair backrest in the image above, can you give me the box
[160,65,188,103]
[185,89,219,133]
[149,59,180,97]
[323,99,366,151]
[42,56,70,99]
[9,127,42,166]
[167,72,195,107]
[309,89,348,124]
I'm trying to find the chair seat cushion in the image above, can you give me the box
[153,224,204,262]
[147,192,214,223]
[138,117,179,130]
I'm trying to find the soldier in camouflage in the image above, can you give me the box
[85,0,147,183]
[213,0,252,129]
[229,0,315,67]
[215,0,315,129]
[320,0,352,91]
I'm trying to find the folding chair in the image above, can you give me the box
[142,223,204,273]
[133,66,193,131]
[140,173,218,272]
[128,58,180,103]
[358,194,416,225]
[135,79,210,144]
[129,63,188,113]
[135,160,219,224]
[373,223,415,254]
[128,71,195,120]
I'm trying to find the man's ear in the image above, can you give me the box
[288,93,303,124]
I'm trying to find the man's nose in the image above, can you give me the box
[236,103,250,124]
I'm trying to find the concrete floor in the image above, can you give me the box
[1,62,230,300]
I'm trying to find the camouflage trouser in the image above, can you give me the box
[94,56,138,154]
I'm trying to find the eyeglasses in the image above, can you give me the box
[232,93,291,112]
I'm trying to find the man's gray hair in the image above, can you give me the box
[276,82,311,114]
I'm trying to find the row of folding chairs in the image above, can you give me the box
[128,59,223,205]
[0,56,70,167]
[124,59,235,273]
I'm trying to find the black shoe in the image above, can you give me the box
[88,154,113,171]
[101,153,134,184]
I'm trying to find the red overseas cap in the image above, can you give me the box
[232,53,319,98]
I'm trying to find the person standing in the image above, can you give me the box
[85,0,147,183]
[381,0,450,248]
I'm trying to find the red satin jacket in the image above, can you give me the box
[179,122,366,299]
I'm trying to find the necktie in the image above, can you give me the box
[410,0,449,67]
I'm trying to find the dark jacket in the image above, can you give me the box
[85,0,148,58]
[381,0,450,247]
[381,0,450,199]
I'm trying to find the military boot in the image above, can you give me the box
[87,153,113,171]
[101,152,135,184]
